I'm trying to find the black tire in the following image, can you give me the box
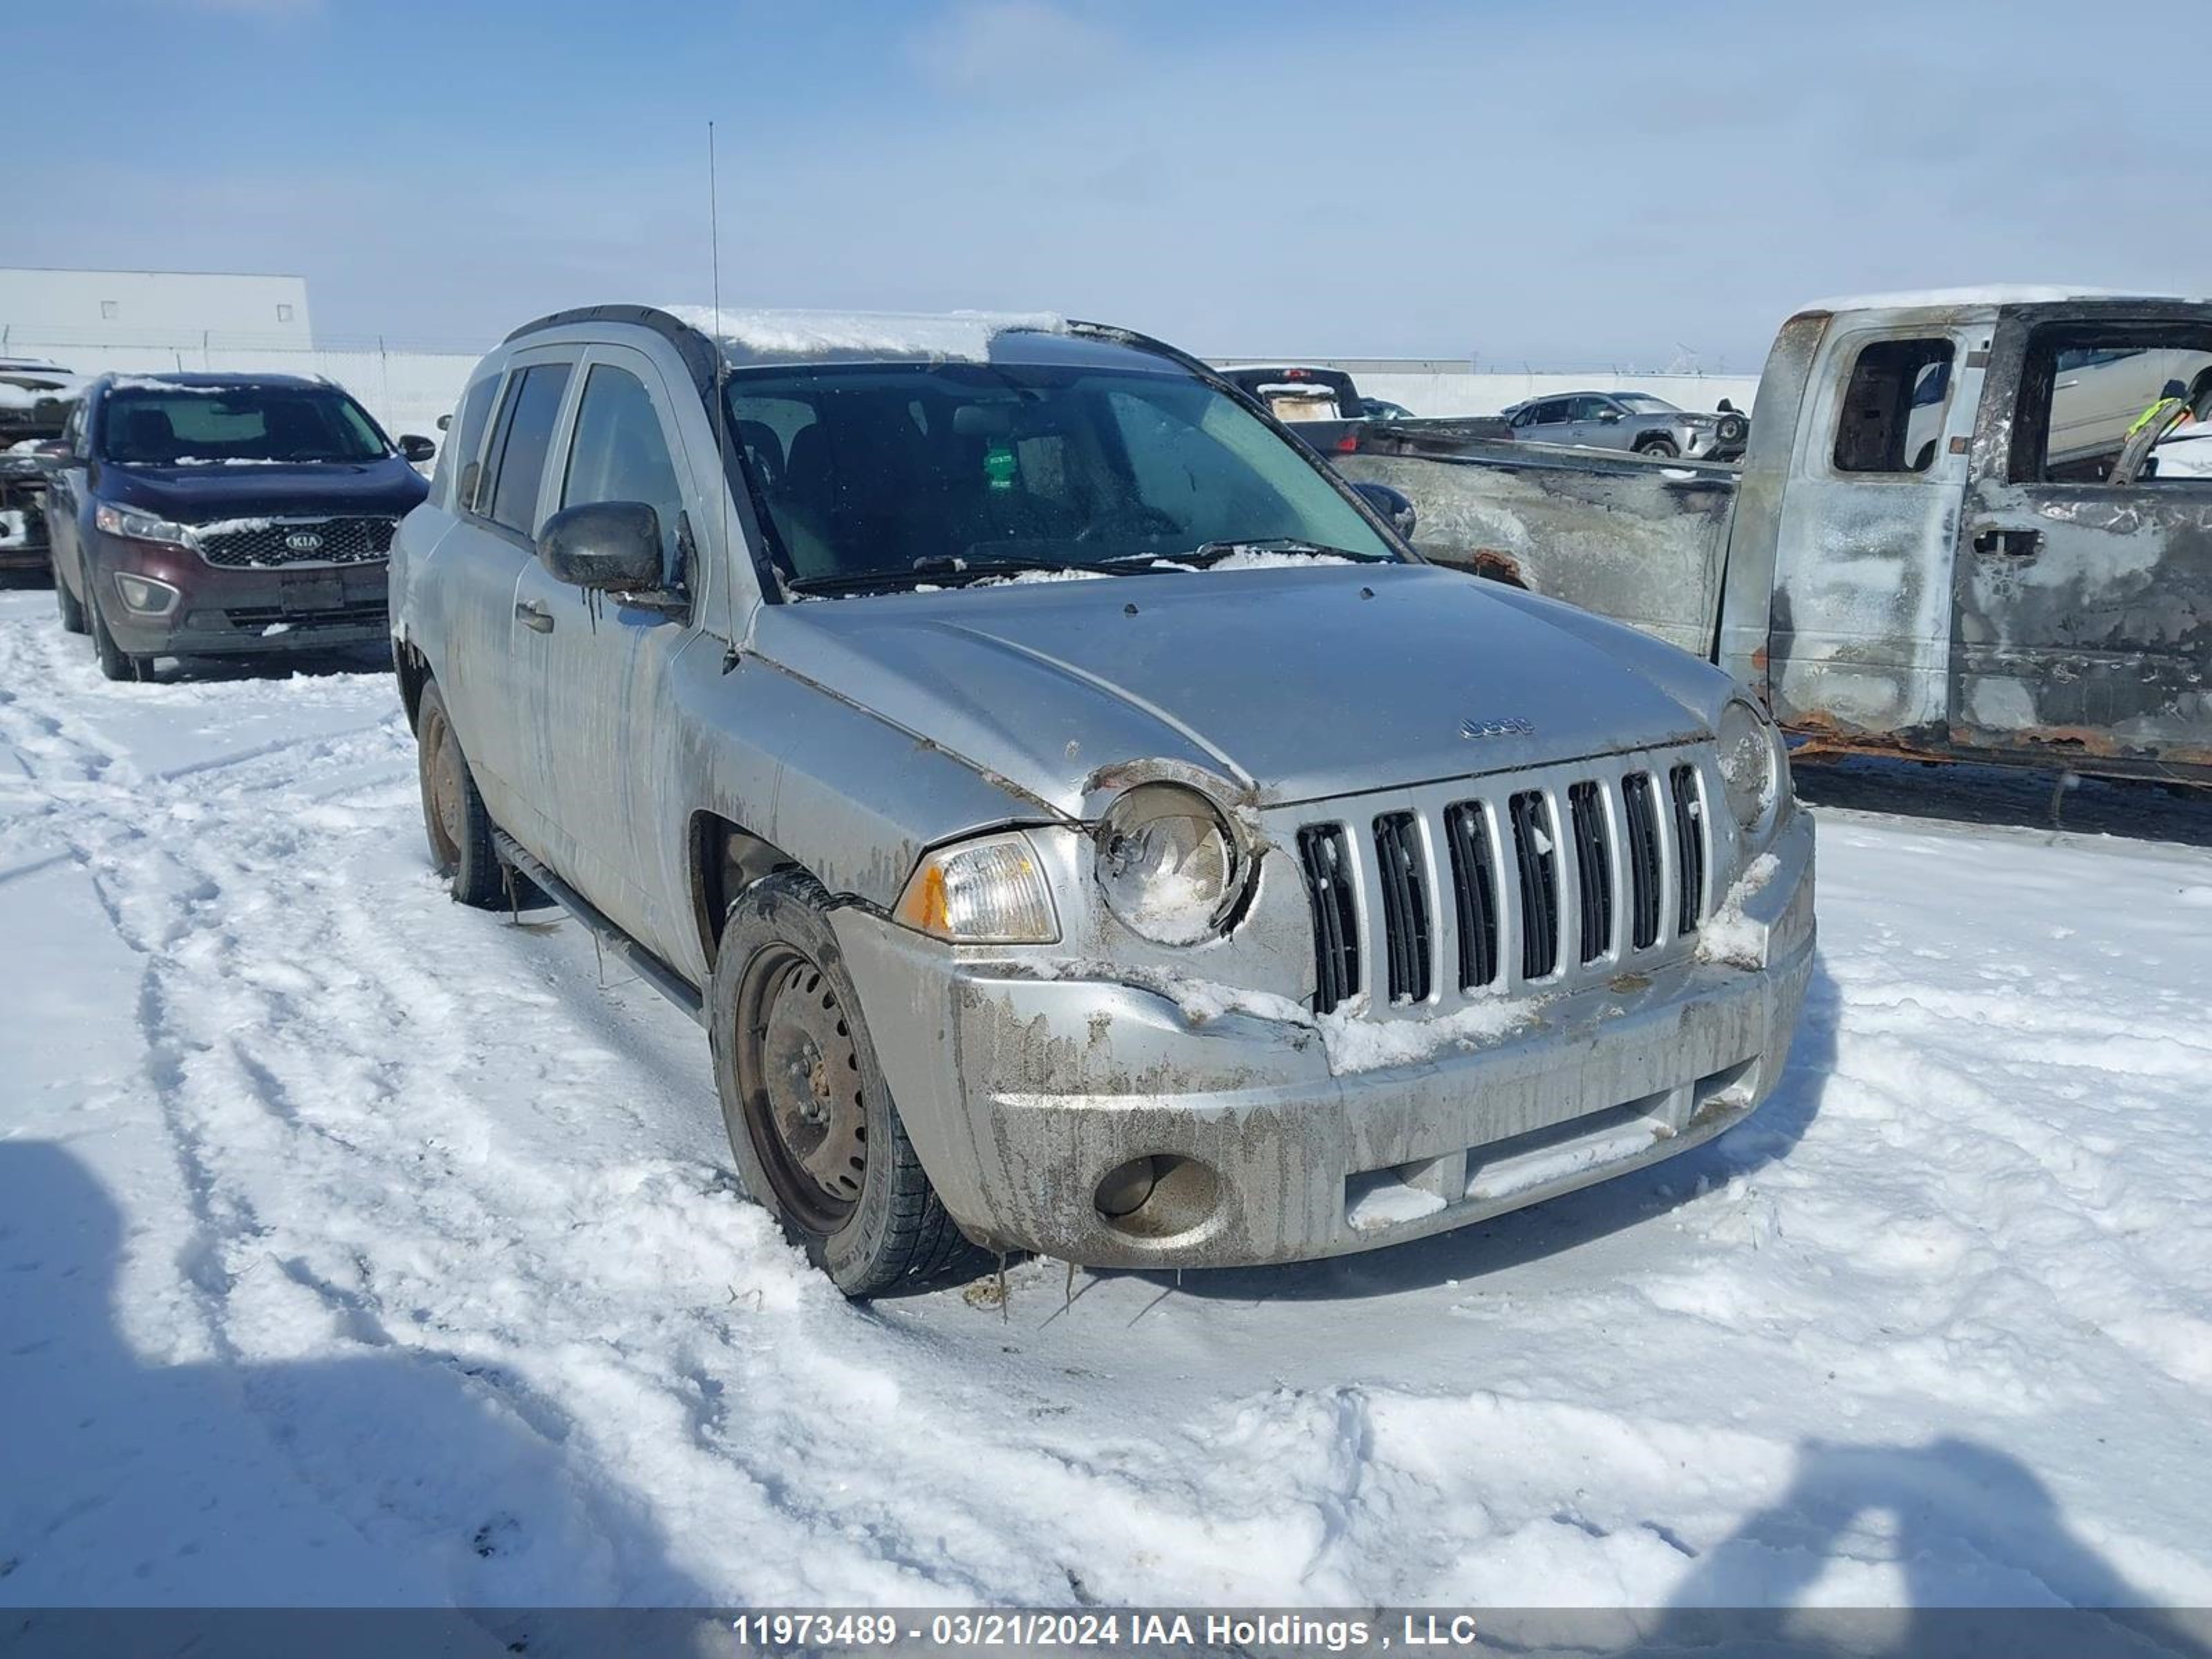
[86,583,149,682]
[709,872,987,1297]
[1635,436,1680,459]
[414,680,506,908]
[55,565,88,635]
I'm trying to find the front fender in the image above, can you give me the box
[668,648,1067,915]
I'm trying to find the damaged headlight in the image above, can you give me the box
[1094,783,1243,946]
[894,831,1058,944]
[94,504,194,548]
[1716,697,1788,836]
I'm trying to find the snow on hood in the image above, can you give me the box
[664,306,1066,364]
[751,562,1717,813]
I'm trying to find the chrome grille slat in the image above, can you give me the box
[1622,773,1665,950]
[1508,789,1559,981]
[1297,825,1360,1015]
[1669,763,1706,936]
[1372,812,1432,1005]
[1567,780,1613,965]
[1443,801,1499,991]
[1287,747,1716,1019]
[195,515,397,569]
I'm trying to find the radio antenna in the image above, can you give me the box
[707,119,742,658]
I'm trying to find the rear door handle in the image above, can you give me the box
[1971,527,2041,558]
[516,598,555,632]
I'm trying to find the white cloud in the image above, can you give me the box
[910,0,1125,94]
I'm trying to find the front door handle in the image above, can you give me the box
[1971,526,2042,559]
[516,598,555,633]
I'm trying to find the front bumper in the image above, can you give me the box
[837,809,1815,1269]
[91,533,388,656]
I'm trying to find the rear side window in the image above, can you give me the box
[441,374,500,510]
[1833,337,1955,474]
[484,363,572,534]
[560,364,685,565]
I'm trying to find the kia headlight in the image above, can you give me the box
[1716,697,1788,836]
[95,504,194,548]
[894,831,1058,944]
[1094,783,1243,945]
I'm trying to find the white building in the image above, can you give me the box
[0,267,312,359]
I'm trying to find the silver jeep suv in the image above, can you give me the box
[390,305,1813,1296]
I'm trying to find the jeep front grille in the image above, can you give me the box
[1289,749,1716,1018]
[195,516,397,569]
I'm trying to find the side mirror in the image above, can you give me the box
[538,500,666,592]
[30,439,73,469]
[397,434,436,463]
[1597,409,1624,424]
[435,412,453,433]
[1350,480,1417,541]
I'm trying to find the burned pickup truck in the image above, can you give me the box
[1341,289,2212,785]
[392,305,1812,1296]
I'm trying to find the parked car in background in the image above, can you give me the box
[1217,365,1506,457]
[39,373,434,680]
[391,303,1812,1297]
[0,358,79,574]
[1219,364,1367,424]
[1503,391,1750,460]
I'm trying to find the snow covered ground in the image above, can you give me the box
[2,583,2209,1617]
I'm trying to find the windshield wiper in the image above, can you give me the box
[784,554,1119,597]
[1172,538,1389,568]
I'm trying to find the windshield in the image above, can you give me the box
[100,386,389,465]
[725,360,1398,589]
[1613,394,1679,414]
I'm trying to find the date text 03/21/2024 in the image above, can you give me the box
[724,1612,1485,1651]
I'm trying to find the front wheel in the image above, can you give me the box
[709,872,987,1297]
[1635,436,1681,459]
[87,583,149,682]
[414,681,505,908]
[55,565,87,635]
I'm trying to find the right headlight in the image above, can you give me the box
[1093,783,1244,946]
[1716,697,1788,836]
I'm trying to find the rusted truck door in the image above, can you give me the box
[1950,304,2212,778]
[1761,315,1986,744]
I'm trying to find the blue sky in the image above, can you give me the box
[19,0,2206,367]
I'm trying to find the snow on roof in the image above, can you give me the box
[664,306,1066,364]
[1797,284,2200,315]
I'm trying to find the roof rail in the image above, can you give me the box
[500,305,721,393]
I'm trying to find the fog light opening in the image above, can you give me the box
[1093,1154,1221,1240]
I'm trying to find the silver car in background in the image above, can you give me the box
[389,306,1813,1296]
[1505,391,1750,460]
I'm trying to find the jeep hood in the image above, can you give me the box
[751,563,1716,816]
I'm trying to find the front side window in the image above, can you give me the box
[1833,337,1956,474]
[560,364,685,565]
[484,363,572,534]
[726,360,1396,588]
[2021,326,2212,484]
[99,385,388,466]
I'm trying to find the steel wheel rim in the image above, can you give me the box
[734,942,865,1235]
[420,707,465,871]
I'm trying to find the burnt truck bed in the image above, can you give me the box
[1339,433,1737,659]
[1332,292,2212,789]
